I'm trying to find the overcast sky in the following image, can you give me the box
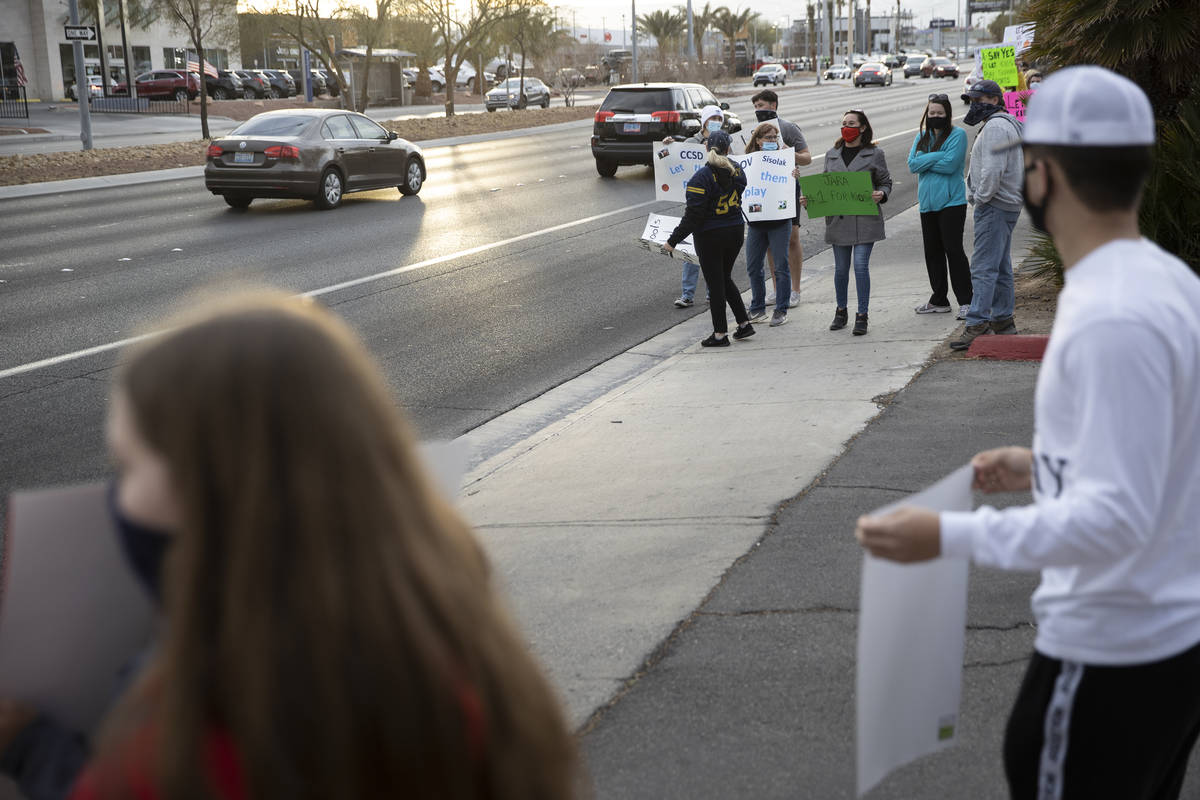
[553,1,1001,38]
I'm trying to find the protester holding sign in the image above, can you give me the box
[663,105,725,309]
[750,89,811,308]
[664,131,753,347]
[907,93,972,318]
[743,123,794,327]
[58,293,577,799]
[856,66,1200,800]
[803,109,891,336]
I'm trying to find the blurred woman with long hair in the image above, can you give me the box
[70,292,577,800]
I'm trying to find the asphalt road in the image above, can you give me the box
[0,76,966,507]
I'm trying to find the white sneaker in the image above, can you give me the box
[915,302,952,314]
[788,291,801,308]
[956,305,969,320]
[766,290,776,304]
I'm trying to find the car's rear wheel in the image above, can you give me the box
[213,88,228,100]
[315,167,344,210]
[268,87,280,99]
[223,193,252,209]
[174,89,187,102]
[399,157,424,195]
[242,89,254,100]
[595,158,618,178]
[487,106,496,112]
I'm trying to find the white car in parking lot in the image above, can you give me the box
[752,63,788,86]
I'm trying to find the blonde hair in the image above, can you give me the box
[706,147,735,172]
[95,292,576,800]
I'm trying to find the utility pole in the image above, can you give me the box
[848,0,855,65]
[687,0,696,61]
[67,0,93,148]
[632,0,639,82]
[827,0,834,67]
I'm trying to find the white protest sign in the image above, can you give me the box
[637,213,697,262]
[733,149,795,223]
[654,141,708,202]
[856,464,973,797]
[1002,22,1035,55]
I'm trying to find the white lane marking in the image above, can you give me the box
[0,200,660,381]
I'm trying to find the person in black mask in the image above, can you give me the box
[907,93,972,319]
[951,78,1024,351]
[750,89,811,309]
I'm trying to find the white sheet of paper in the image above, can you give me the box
[637,213,697,261]
[856,464,974,797]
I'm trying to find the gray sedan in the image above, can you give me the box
[485,77,551,111]
[204,109,426,210]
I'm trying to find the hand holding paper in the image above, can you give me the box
[856,506,942,563]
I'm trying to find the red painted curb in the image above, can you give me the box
[967,335,1049,361]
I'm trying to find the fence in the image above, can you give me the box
[89,95,189,115]
[0,82,29,120]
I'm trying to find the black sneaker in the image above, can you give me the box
[852,313,868,336]
[732,323,756,340]
[829,307,849,331]
[701,333,730,347]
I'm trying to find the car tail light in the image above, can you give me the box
[207,144,223,158]
[595,110,615,123]
[264,144,300,160]
[651,110,680,123]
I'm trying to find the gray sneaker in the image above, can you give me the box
[990,316,1018,335]
[747,310,768,323]
[769,310,788,327]
[949,322,990,351]
[956,305,969,320]
[674,296,694,308]
[915,302,952,314]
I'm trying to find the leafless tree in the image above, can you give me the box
[154,0,238,138]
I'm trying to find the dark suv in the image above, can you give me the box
[591,82,742,177]
[255,69,296,98]
[206,70,244,100]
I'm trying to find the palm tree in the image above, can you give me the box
[1025,0,1200,273]
[807,3,816,69]
[637,9,686,62]
[713,6,760,72]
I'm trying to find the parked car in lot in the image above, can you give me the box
[485,77,551,110]
[752,63,788,86]
[234,70,269,99]
[286,68,326,95]
[254,69,296,98]
[591,82,741,177]
[316,68,340,96]
[854,62,893,87]
[205,70,244,100]
[823,64,852,80]
[205,109,426,210]
[555,67,585,88]
[114,70,201,101]
[66,74,116,100]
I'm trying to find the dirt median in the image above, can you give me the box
[0,104,596,187]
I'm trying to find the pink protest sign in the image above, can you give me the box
[1004,90,1031,122]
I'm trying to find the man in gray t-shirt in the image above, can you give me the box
[751,89,812,308]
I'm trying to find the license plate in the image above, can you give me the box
[233,152,254,164]
[622,122,642,134]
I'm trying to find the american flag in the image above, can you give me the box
[186,59,219,78]
[13,44,28,86]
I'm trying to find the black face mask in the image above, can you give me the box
[109,482,172,604]
[963,100,1001,126]
[754,108,778,122]
[1022,162,1052,234]
[926,116,950,130]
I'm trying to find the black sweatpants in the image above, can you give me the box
[1004,640,1200,800]
[694,224,747,334]
[919,204,972,308]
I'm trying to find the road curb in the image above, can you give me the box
[968,334,1049,361]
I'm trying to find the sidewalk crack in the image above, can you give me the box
[697,605,856,618]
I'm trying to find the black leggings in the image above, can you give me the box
[919,204,972,307]
[694,225,748,334]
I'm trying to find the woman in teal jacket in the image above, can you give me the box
[907,93,972,318]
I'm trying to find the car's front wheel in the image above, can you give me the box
[174,89,187,102]
[487,106,496,112]
[213,88,229,100]
[595,158,618,178]
[223,193,252,209]
[315,167,344,210]
[541,94,550,108]
[268,87,280,99]
[399,157,424,196]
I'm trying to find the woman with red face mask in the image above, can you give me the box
[802,109,892,336]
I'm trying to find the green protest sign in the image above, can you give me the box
[980,45,1018,88]
[798,171,877,218]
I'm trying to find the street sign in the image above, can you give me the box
[968,0,1007,11]
[63,25,97,41]
[930,18,955,28]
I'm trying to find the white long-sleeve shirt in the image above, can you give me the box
[941,237,1200,665]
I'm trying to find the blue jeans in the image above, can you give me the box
[966,203,1020,326]
[832,243,874,315]
[745,222,791,315]
[681,261,700,301]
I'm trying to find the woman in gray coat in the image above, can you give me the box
[805,109,892,335]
